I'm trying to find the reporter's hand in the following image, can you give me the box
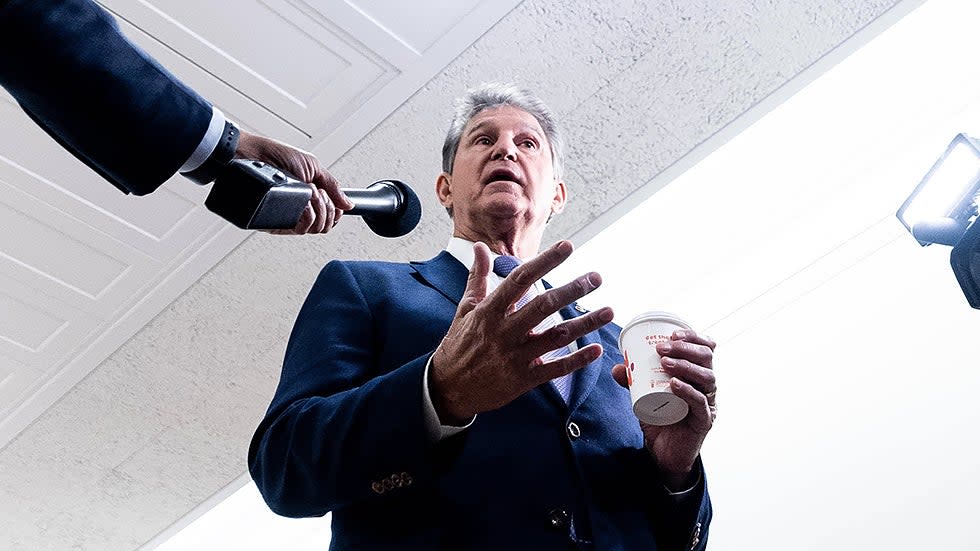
[235,130,353,235]
[429,240,615,424]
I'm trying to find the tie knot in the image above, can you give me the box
[493,255,521,277]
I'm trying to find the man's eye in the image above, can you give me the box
[475,136,491,145]
[521,140,537,149]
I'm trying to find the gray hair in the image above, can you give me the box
[441,82,565,181]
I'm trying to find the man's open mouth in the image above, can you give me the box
[484,167,522,185]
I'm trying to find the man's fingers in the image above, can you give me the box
[456,242,490,317]
[670,377,715,429]
[661,356,716,397]
[531,343,603,384]
[511,272,602,334]
[318,189,337,233]
[472,242,491,278]
[657,338,714,370]
[292,203,315,234]
[659,332,717,396]
[312,168,354,211]
[526,307,613,358]
[309,184,328,233]
[486,240,574,312]
[611,363,628,389]
[670,329,716,351]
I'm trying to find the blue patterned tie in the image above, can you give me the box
[493,255,574,402]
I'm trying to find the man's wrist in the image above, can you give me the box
[431,384,469,426]
[422,354,474,441]
[662,467,699,494]
[428,352,470,425]
[181,119,239,185]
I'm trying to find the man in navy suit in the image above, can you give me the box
[0,0,351,234]
[250,83,717,549]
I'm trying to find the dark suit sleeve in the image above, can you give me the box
[0,0,213,195]
[647,457,712,551]
[248,261,440,518]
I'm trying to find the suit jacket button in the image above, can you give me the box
[566,421,581,440]
[547,509,570,529]
[393,473,405,488]
[371,481,384,494]
[690,521,702,549]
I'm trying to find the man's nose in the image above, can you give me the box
[490,140,518,161]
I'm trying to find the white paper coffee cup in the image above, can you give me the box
[618,311,692,425]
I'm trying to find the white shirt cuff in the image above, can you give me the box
[422,354,475,442]
[664,468,702,498]
[179,107,227,173]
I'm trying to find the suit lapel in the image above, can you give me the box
[538,280,605,412]
[560,303,604,412]
[410,251,469,306]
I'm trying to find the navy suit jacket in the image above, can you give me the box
[0,0,212,195]
[249,251,712,550]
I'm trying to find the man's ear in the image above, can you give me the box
[436,172,453,208]
[551,179,567,215]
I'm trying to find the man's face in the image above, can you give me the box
[438,105,565,233]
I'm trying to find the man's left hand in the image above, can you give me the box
[612,329,717,491]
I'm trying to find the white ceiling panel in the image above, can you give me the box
[0,203,129,298]
[0,100,215,256]
[344,0,482,53]
[0,291,66,353]
[0,0,527,470]
[123,0,392,135]
[98,0,518,142]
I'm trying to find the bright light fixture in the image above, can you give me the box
[896,133,980,246]
[898,133,980,308]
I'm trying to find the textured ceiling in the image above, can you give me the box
[0,1,918,549]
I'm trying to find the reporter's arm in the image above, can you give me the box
[0,0,212,195]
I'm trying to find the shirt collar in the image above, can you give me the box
[444,237,549,305]
[446,236,482,271]
[445,236,507,285]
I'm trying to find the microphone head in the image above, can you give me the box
[361,180,422,238]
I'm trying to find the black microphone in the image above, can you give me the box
[205,159,422,237]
